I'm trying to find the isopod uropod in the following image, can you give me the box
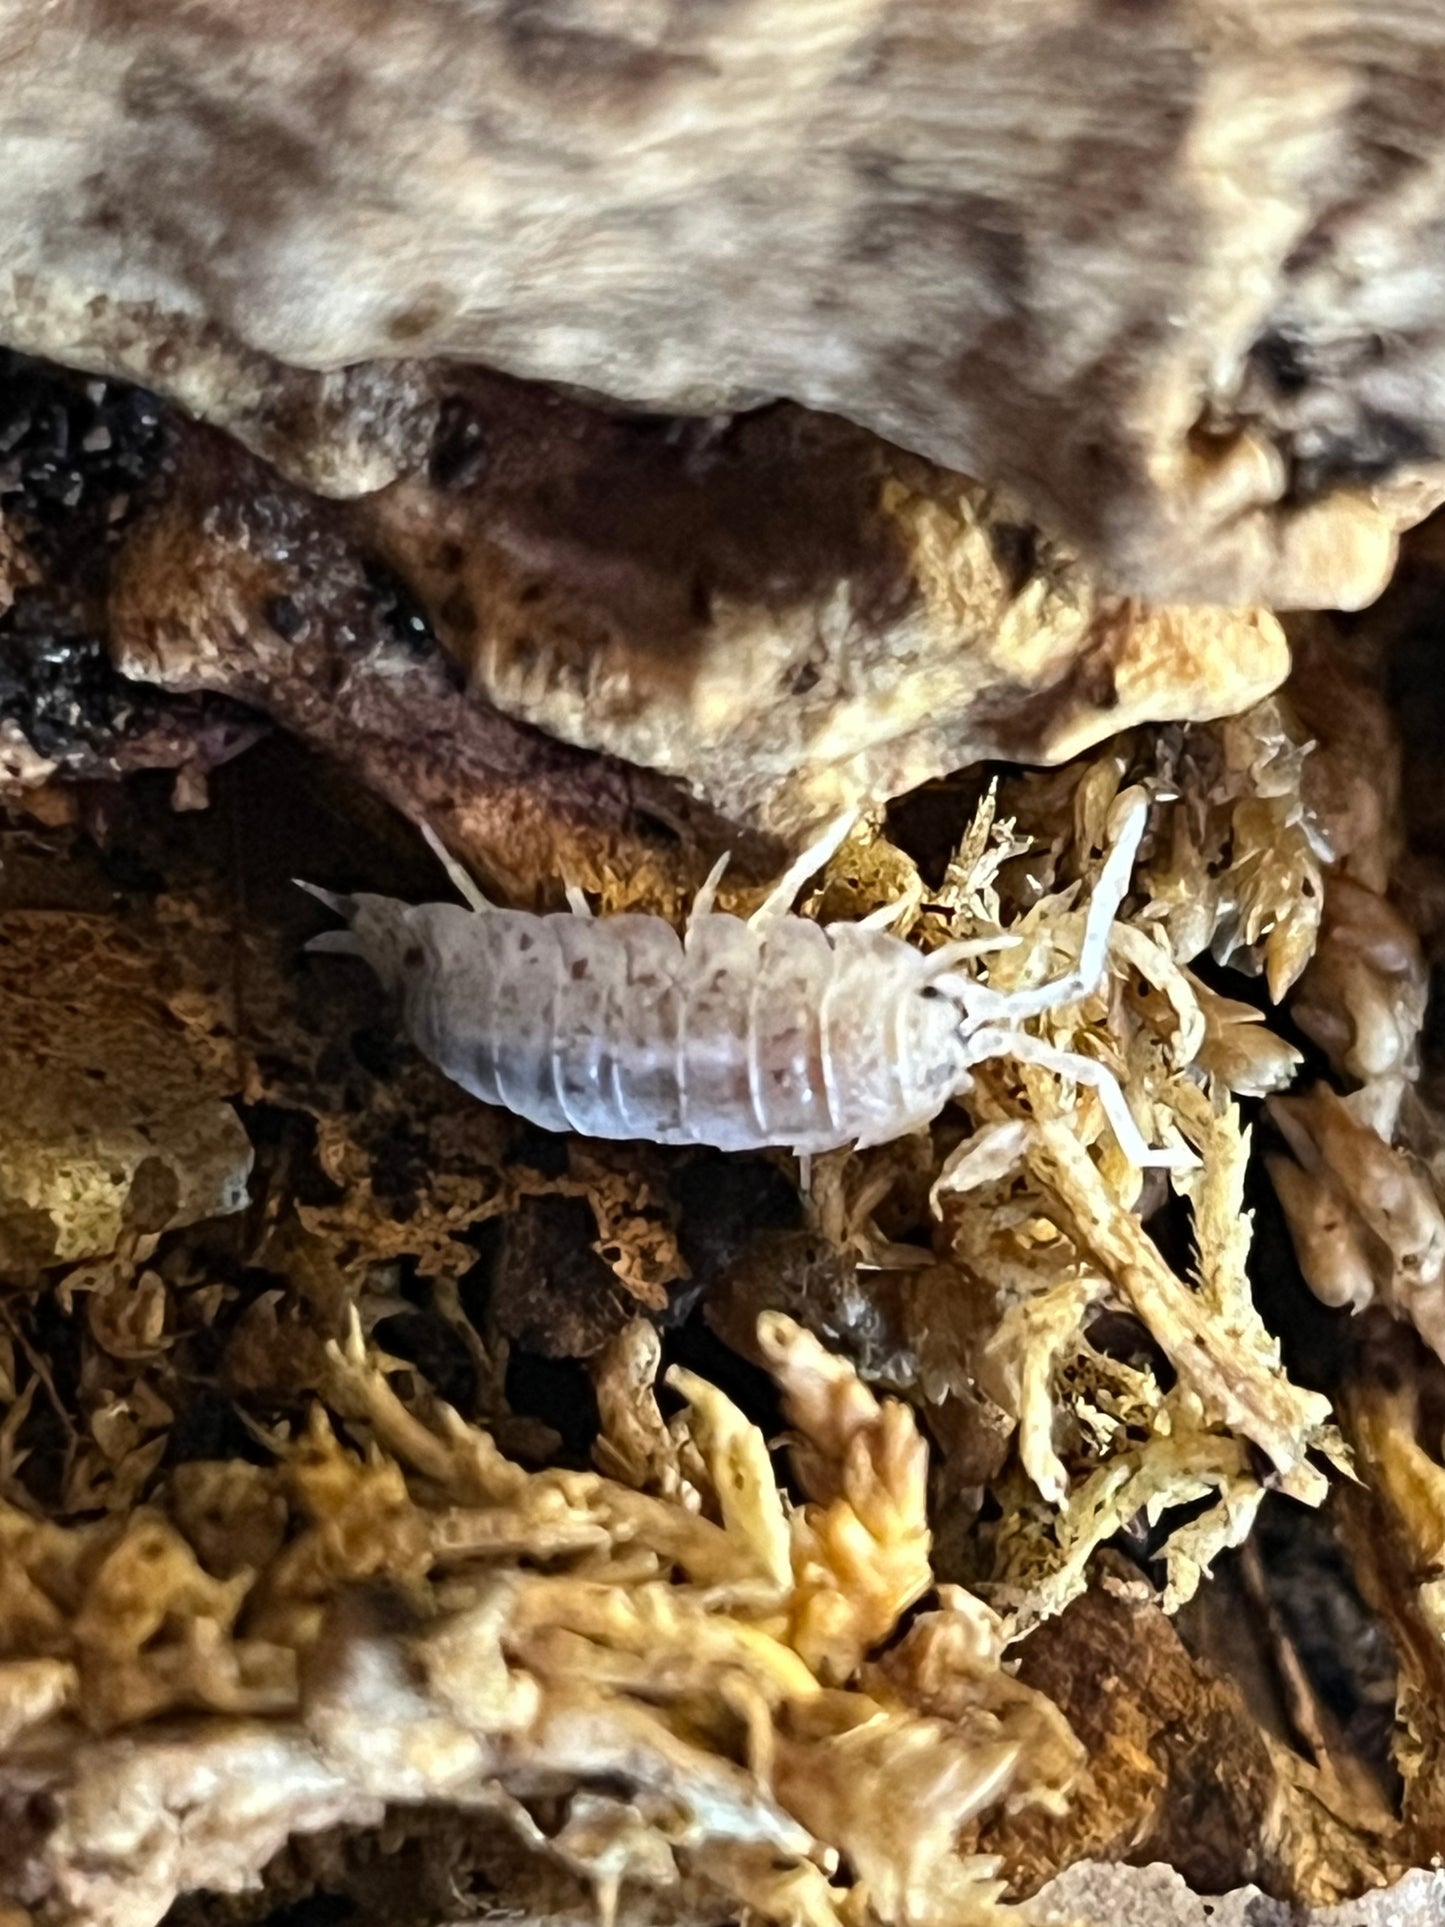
[301,797,1180,1166]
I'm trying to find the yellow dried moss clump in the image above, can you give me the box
[1,1312,1080,1927]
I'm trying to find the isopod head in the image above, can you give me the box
[299,886,422,996]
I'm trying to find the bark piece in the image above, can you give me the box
[107,425,762,911]
[989,1578,1391,1905]
[105,392,1287,854]
[2,2,1443,601]
[368,378,1289,837]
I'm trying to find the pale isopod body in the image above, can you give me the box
[303,799,1182,1166]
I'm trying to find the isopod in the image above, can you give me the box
[300,796,1181,1166]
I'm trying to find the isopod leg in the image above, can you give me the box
[946,789,1149,1022]
[305,928,362,957]
[564,881,593,917]
[962,1024,1193,1169]
[1067,788,1149,1001]
[294,878,356,917]
[749,811,858,929]
[687,852,731,932]
[419,820,495,913]
[857,895,913,931]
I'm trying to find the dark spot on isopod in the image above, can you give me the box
[570,958,589,980]
[403,944,424,970]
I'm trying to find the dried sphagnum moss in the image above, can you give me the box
[811,723,1339,1629]
[2,1310,1082,1927]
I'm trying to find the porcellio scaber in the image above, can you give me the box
[302,795,1180,1165]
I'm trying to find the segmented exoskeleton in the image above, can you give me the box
[301,796,1179,1165]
